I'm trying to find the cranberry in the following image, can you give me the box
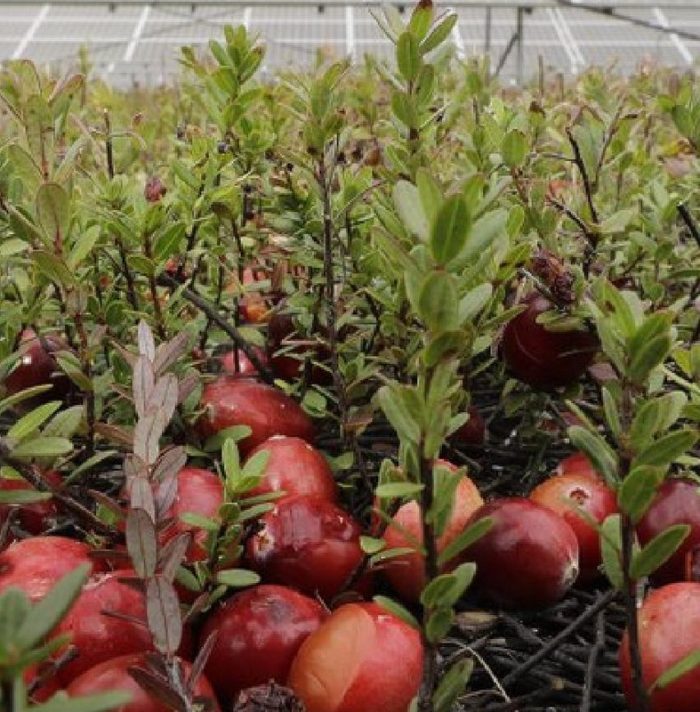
[288,602,423,712]
[198,378,314,455]
[464,498,579,608]
[636,479,700,585]
[530,454,617,583]
[244,436,337,503]
[245,495,363,601]
[501,293,598,390]
[201,584,326,701]
[620,583,700,712]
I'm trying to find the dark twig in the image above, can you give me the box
[566,127,599,225]
[156,273,275,384]
[0,446,116,537]
[502,589,617,687]
[580,610,607,712]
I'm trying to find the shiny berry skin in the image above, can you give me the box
[530,457,617,583]
[201,584,327,702]
[220,347,268,378]
[381,461,483,603]
[452,405,486,446]
[464,498,579,609]
[288,602,423,712]
[160,467,224,562]
[3,330,72,409]
[52,570,154,684]
[245,495,363,601]
[501,294,598,390]
[619,583,700,712]
[244,436,337,503]
[0,469,61,535]
[198,377,314,455]
[636,479,700,585]
[67,654,220,712]
[0,536,105,602]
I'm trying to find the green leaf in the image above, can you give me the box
[415,169,443,225]
[36,182,70,245]
[567,426,619,487]
[408,4,433,40]
[634,429,699,468]
[650,649,700,692]
[617,466,665,524]
[31,692,133,712]
[425,607,454,643]
[16,564,90,649]
[418,271,459,332]
[438,516,493,567]
[67,226,100,270]
[360,536,385,555]
[628,334,672,385]
[0,385,53,416]
[420,563,476,609]
[430,195,470,266]
[391,91,417,129]
[599,208,635,234]
[373,595,420,629]
[0,489,52,505]
[600,514,624,590]
[397,31,421,82]
[222,438,240,482]
[631,524,690,580]
[215,568,261,588]
[203,425,252,452]
[458,283,493,324]
[393,180,428,240]
[7,401,62,442]
[375,482,424,499]
[377,384,421,444]
[433,658,474,712]
[421,13,458,54]
[602,386,621,439]
[32,250,76,287]
[11,437,73,459]
[501,129,528,168]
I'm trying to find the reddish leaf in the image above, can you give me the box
[126,508,158,578]
[146,575,183,655]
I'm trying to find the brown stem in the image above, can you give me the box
[143,233,167,341]
[115,236,139,312]
[104,110,115,180]
[156,273,275,384]
[417,452,438,712]
[566,127,599,225]
[0,446,115,537]
[73,310,95,458]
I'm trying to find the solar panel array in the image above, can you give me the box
[0,2,698,87]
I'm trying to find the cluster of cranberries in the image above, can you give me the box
[3,283,699,712]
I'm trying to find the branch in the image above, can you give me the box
[566,126,599,225]
[0,444,116,538]
[156,273,275,385]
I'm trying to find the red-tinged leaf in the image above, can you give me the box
[153,332,191,375]
[94,422,133,447]
[127,664,187,712]
[138,321,156,362]
[177,373,199,405]
[123,454,149,483]
[153,446,186,483]
[159,533,192,583]
[129,477,156,521]
[187,631,219,695]
[133,356,155,418]
[126,508,157,578]
[148,373,178,423]
[110,340,138,368]
[155,474,180,521]
[133,412,166,465]
[146,575,183,654]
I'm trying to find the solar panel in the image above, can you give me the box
[1,2,698,88]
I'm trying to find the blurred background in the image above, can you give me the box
[0,1,698,88]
